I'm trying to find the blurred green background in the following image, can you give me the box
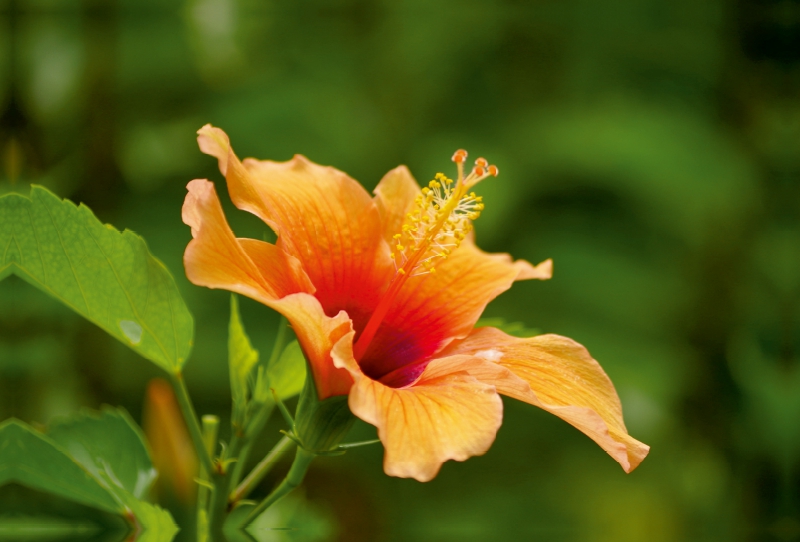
[1,0,799,540]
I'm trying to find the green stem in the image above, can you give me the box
[244,447,315,525]
[207,471,230,541]
[197,416,219,541]
[229,439,253,491]
[170,373,214,475]
[230,435,295,505]
[230,400,274,488]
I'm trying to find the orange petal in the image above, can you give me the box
[274,293,355,399]
[238,238,315,299]
[182,178,351,398]
[333,341,503,482]
[197,124,231,175]
[515,257,553,281]
[402,241,548,336]
[443,328,650,473]
[196,125,394,315]
[359,239,548,384]
[183,179,313,301]
[373,165,420,244]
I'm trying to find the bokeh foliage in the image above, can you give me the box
[1,0,799,540]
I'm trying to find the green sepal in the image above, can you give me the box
[279,429,303,447]
[293,374,354,453]
[312,448,347,457]
[337,438,381,449]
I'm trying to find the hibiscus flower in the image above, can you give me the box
[182,125,649,482]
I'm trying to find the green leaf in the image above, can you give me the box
[475,318,540,338]
[122,497,178,542]
[0,416,177,541]
[268,341,306,400]
[0,419,122,514]
[0,186,193,373]
[46,407,157,501]
[229,295,260,426]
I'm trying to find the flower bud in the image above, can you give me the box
[293,373,355,453]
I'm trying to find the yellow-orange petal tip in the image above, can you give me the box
[197,124,231,175]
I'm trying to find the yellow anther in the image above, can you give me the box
[383,149,494,279]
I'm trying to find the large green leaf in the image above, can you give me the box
[46,407,157,501]
[0,186,193,373]
[0,419,121,514]
[229,294,260,427]
[0,416,177,542]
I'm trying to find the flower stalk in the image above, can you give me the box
[229,434,295,505]
[244,446,316,524]
[197,415,219,541]
[169,373,214,475]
